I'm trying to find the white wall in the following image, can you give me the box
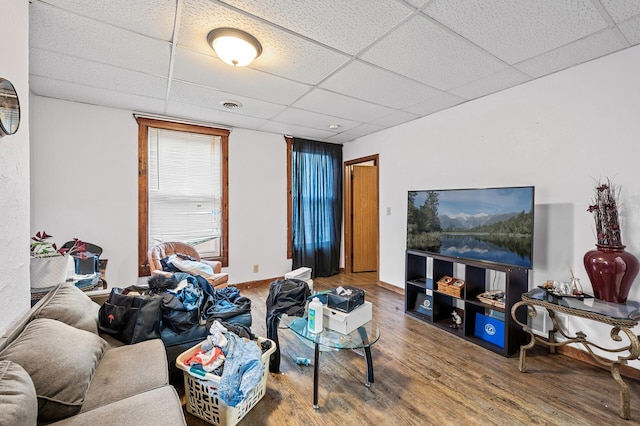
[30,97,291,286]
[0,0,30,334]
[344,45,640,367]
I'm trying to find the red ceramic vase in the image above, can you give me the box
[583,245,639,304]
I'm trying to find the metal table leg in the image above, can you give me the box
[313,342,320,409]
[357,326,374,386]
[364,346,374,387]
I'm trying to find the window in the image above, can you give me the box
[288,137,342,277]
[137,117,229,276]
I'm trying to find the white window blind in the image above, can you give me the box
[148,128,222,257]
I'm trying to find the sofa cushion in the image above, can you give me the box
[0,318,106,422]
[49,386,186,426]
[81,339,169,412]
[34,282,101,334]
[0,360,38,426]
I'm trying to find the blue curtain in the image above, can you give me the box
[292,138,342,277]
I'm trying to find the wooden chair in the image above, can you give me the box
[147,242,228,288]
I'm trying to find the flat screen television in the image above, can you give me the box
[407,186,534,269]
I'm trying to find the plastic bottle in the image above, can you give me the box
[307,297,324,334]
[295,356,310,366]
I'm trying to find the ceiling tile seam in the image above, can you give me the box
[417,12,516,68]
[590,0,633,46]
[28,73,167,101]
[212,4,425,107]
[268,107,366,130]
[28,46,172,80]
[33,0,174,43]
[168,77,296,115]
[313,83,443,115]
[253,119,340,138]
[346,7,423,59]
[591,0,617,26]
[164,0,183,111]
[206,1,364,110]
[509,26,632,75]
[442,67,533,97]
[351,58,445,94]
[213,0,357,58]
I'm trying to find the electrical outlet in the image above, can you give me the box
[253,264,259,273]
[386,207,391,216]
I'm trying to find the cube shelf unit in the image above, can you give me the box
[405,249,529,357]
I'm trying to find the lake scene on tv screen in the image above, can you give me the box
[407,187,534,268]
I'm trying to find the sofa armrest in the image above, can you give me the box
[85,289,111,306]
[201,259,222,274]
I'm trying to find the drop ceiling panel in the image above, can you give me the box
[258,120,337,141]
[293,89,396,123]
[30,76,167,113]
[600,0,640,23]
[320,60,444,109]
[166,101,269,130]
[403,92,466,116]
[373,110,420,128]
[342,123,386,138]
[619,16,640,44]
[30,49,168,99]
[179,0,350,84]
[169,81,286,119]
[28,0,640,143]
[172,48,310,105]
[449,68,531,100]
[271,107,361,133]
[218,0,414,55]
[514,30,627,78]
[361,14,507,91]
[424,0,609,64]
[37,0,177,40]
[31,2,171,76]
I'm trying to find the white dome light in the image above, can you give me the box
[207,28,262,67]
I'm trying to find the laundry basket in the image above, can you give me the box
[176,337,276,426]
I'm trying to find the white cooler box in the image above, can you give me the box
[323,301,372,334]
[285,267,313,292]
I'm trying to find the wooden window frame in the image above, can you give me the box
[286,136,293,259]
[137,117,229,277]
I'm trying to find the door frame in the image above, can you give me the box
[344,154,379,276]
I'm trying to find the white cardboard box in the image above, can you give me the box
[323,301,372,334]
[284,267,313,292]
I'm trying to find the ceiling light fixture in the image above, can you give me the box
[328,124,340,130]
[207,28,262,67]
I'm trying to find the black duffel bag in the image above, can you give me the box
[158,292,200,333]
[98,288,162,344]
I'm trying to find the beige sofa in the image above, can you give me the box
[0,283,186,425]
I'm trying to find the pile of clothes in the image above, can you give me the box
[183,320,271,407]
[148,274,252,333]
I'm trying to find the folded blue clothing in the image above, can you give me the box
[218,332,264,407]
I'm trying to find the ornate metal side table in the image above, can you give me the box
[511,287,640,419]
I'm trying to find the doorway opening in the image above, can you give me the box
[344,154,379,278]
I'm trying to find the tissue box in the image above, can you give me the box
[323,301,372,334]
[327,286,365,313]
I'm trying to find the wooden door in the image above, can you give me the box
[352,165,378,272]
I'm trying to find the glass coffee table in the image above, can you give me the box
[279,315,380,409]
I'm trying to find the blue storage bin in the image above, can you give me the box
[474,312,504,348]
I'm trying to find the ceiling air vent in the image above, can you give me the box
[221,100,242,109]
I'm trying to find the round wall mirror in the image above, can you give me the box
[0,78,21,136]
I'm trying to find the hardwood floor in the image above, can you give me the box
[181,272,640,425]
